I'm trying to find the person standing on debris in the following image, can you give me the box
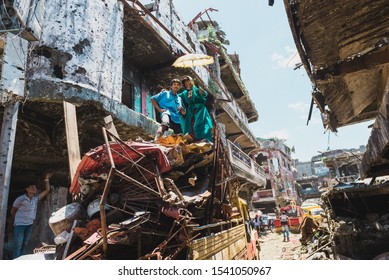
[280,211,290,242]
[151,79,186,140]
[179,76,213,142]
[10,172,53,259]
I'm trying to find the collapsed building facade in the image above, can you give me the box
[251,138,299,212]
[284,0,389,259]
[0,0,266,259]
[321,147,365,184]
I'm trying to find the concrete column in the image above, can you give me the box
[0,101,19,259]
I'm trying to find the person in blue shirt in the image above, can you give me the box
[151,79,186,140]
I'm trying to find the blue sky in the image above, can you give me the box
[173,0,373,162]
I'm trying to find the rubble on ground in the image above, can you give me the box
[46,130,246,260]
[319,182,389,259]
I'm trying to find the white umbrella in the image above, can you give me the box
[172,53,214,68]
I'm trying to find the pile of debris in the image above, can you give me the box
[320,182,389,259]
[297,215,334,260]
[47,129,243,260]
[328,215,389,260]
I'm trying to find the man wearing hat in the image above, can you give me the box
[151,79,186,140]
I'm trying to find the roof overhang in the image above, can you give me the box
[121,3,206,91]
[284,0,389,131]
[217,48,259,123]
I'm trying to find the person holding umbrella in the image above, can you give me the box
[179,76,213,142]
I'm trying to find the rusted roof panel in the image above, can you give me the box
[284,0,389,128]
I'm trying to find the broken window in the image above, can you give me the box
[122,79,135,110]
[265,179,272,190]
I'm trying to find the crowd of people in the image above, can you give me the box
[151,76,213,142]
[250,210,290,242]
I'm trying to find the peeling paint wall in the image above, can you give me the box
[141,82,148,116]
[0,33,28,103]
[13,0,45,40]
[29,0,123,102]
[122,65,155,118]
[123,66,141,113]
[146,92,154,119]
[150,0,210,85]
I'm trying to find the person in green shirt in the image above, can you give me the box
[179,76,213,142]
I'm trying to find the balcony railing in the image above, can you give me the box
[337,175,358,183]
[226,140,266,187]
[221,93,249,127]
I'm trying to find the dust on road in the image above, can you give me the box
[259,231,302,260]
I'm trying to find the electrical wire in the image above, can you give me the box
[286,51,298,67]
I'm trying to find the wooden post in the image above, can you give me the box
[63,101,81,183]
[104,115,119,140]
[0,101,19,259]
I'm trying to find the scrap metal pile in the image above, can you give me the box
[319,183,389,259]
[49,128,241,260]
[297,217,333,260]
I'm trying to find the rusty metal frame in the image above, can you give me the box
[99,127,164,257]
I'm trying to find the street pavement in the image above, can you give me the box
[259,230,302,260]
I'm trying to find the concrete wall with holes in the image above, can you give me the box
[28,0,124,102]
[0,33,28,103]
[153,0,210,85]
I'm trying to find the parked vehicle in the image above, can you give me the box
[267,213,276,221]
[302,205,324,225]
[274,203,304,233]
[260,214,269,231]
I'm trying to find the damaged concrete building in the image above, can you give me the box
[251,138,299,212]
[284,0,389,259]
[0,0,265,259]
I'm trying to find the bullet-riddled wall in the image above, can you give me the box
[154,0,210,84]
[28,0,124,102]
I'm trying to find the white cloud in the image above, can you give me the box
[288,101,309,112]
[271,46,301,69]
[263,129,290,140]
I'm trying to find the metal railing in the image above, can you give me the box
[226,140,266,184]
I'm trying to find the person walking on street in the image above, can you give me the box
[280,211,290,242]
[151,79,186,140]
[10,172,52,259]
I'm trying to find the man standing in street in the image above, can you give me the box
[151,79,185,140]
[10,172,52,259]
[280,211,290,242]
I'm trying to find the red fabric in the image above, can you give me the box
[70,142,172,194]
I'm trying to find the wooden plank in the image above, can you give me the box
[192,233,246,260]
[104,115,119,140]
[191,225,245,249]
[189,224,247,260]
[0,101,19,259]
[361,75,389,178]
[63,101,81,182]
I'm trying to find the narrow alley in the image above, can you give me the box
[259,232,301,260]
